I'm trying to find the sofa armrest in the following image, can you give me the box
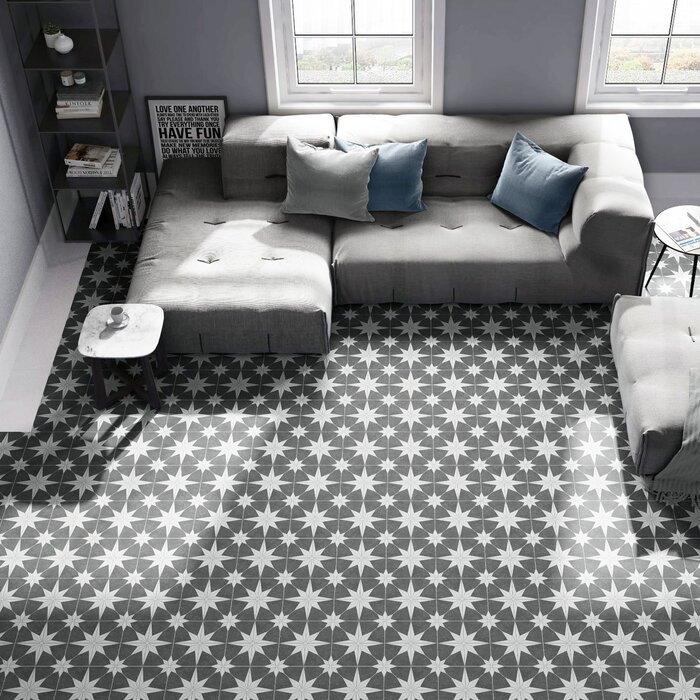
[558,142,654,299]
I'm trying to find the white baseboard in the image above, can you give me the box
[0,208,56,398]
[0,205,90,431]
[644,172,700,215]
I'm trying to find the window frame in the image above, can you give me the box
[576,0,700,117]
[258,0,445,114]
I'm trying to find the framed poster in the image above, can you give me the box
[146,96,227,175]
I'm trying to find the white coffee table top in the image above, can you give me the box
[655,205,700,256]
[79,304,164,359]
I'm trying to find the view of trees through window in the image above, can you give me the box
[606,0,700,84]
[292,0,414,85]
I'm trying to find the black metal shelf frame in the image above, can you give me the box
[7,0,147,243]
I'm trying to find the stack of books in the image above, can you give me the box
[89,173,147,231]
[66,147,122,179]
[55,81,104,120]
[65,143,121,178]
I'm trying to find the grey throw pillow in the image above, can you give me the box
[282,136,379,222]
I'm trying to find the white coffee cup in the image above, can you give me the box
[111,306,124,325]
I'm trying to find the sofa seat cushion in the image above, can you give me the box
[333,197,575,304]
[127,159,333,354]
[611,295,700,476]
[222,114,335,200]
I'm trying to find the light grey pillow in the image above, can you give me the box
[282,136,378,222]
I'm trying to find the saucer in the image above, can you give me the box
[107,313,130,329]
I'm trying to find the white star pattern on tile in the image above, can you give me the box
[0,239,699,698]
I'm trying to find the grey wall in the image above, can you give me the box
[442,0,700,173]
[0,3,52,340]
[118,0,700,174]
[443,0,585,114]
[118,0,267,170]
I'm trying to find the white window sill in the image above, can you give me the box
[269,99,441,115]
[578,99,700,118]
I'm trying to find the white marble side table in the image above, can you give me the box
[78,303,166,410]
[646,205,700,297]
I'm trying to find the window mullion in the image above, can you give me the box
[351,0,358,85]
[661,0,680,84]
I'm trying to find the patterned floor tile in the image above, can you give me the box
[0,237,700,698]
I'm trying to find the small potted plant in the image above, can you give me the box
[42,22,61,48]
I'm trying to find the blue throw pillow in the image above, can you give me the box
[490,132,588,234]
[335,137,428,213]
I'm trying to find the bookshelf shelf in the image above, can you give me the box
[8,1,91,4]
[24,29,119,71]
[39,90,130,134]
[8,1,147,243]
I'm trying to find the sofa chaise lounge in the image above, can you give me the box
[127,113,654,354]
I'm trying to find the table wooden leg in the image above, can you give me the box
[140,356,161,411]
[645,243,667,289]
[155,341,168,376]
[691,256,699,298]
[90,358,107,410]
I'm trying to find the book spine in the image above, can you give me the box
[128,191,137,228]
[56,107,102,115]
[56,99,102,107]
[66,169,120,178]
[122,192,134,228]
[108,191,120,229]
[56,88,104,101]
[56,112,102,120]
[56,102,102,110]
[64,159,105,169]
[89,192,108,230]
[116,191,127,228]
[56,97,103,104]
[130,173,146,228]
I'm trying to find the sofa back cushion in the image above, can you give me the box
[336,113,635,197]
[222,114,335,200]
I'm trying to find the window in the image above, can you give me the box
[576,0,700,116]
[258,0,445,113]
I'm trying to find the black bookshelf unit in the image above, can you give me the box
[7,0,147,243]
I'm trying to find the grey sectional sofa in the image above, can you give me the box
[127,113,654,354]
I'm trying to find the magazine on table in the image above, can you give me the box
[664,225,700,253]
[656,207,700,253]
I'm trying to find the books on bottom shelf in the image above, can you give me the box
[89,173,146,231]
[67,149,121,178]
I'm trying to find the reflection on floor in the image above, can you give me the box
[0,238,698,698]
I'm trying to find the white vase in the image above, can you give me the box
[54,33,74,55]
[44,32,60,48]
